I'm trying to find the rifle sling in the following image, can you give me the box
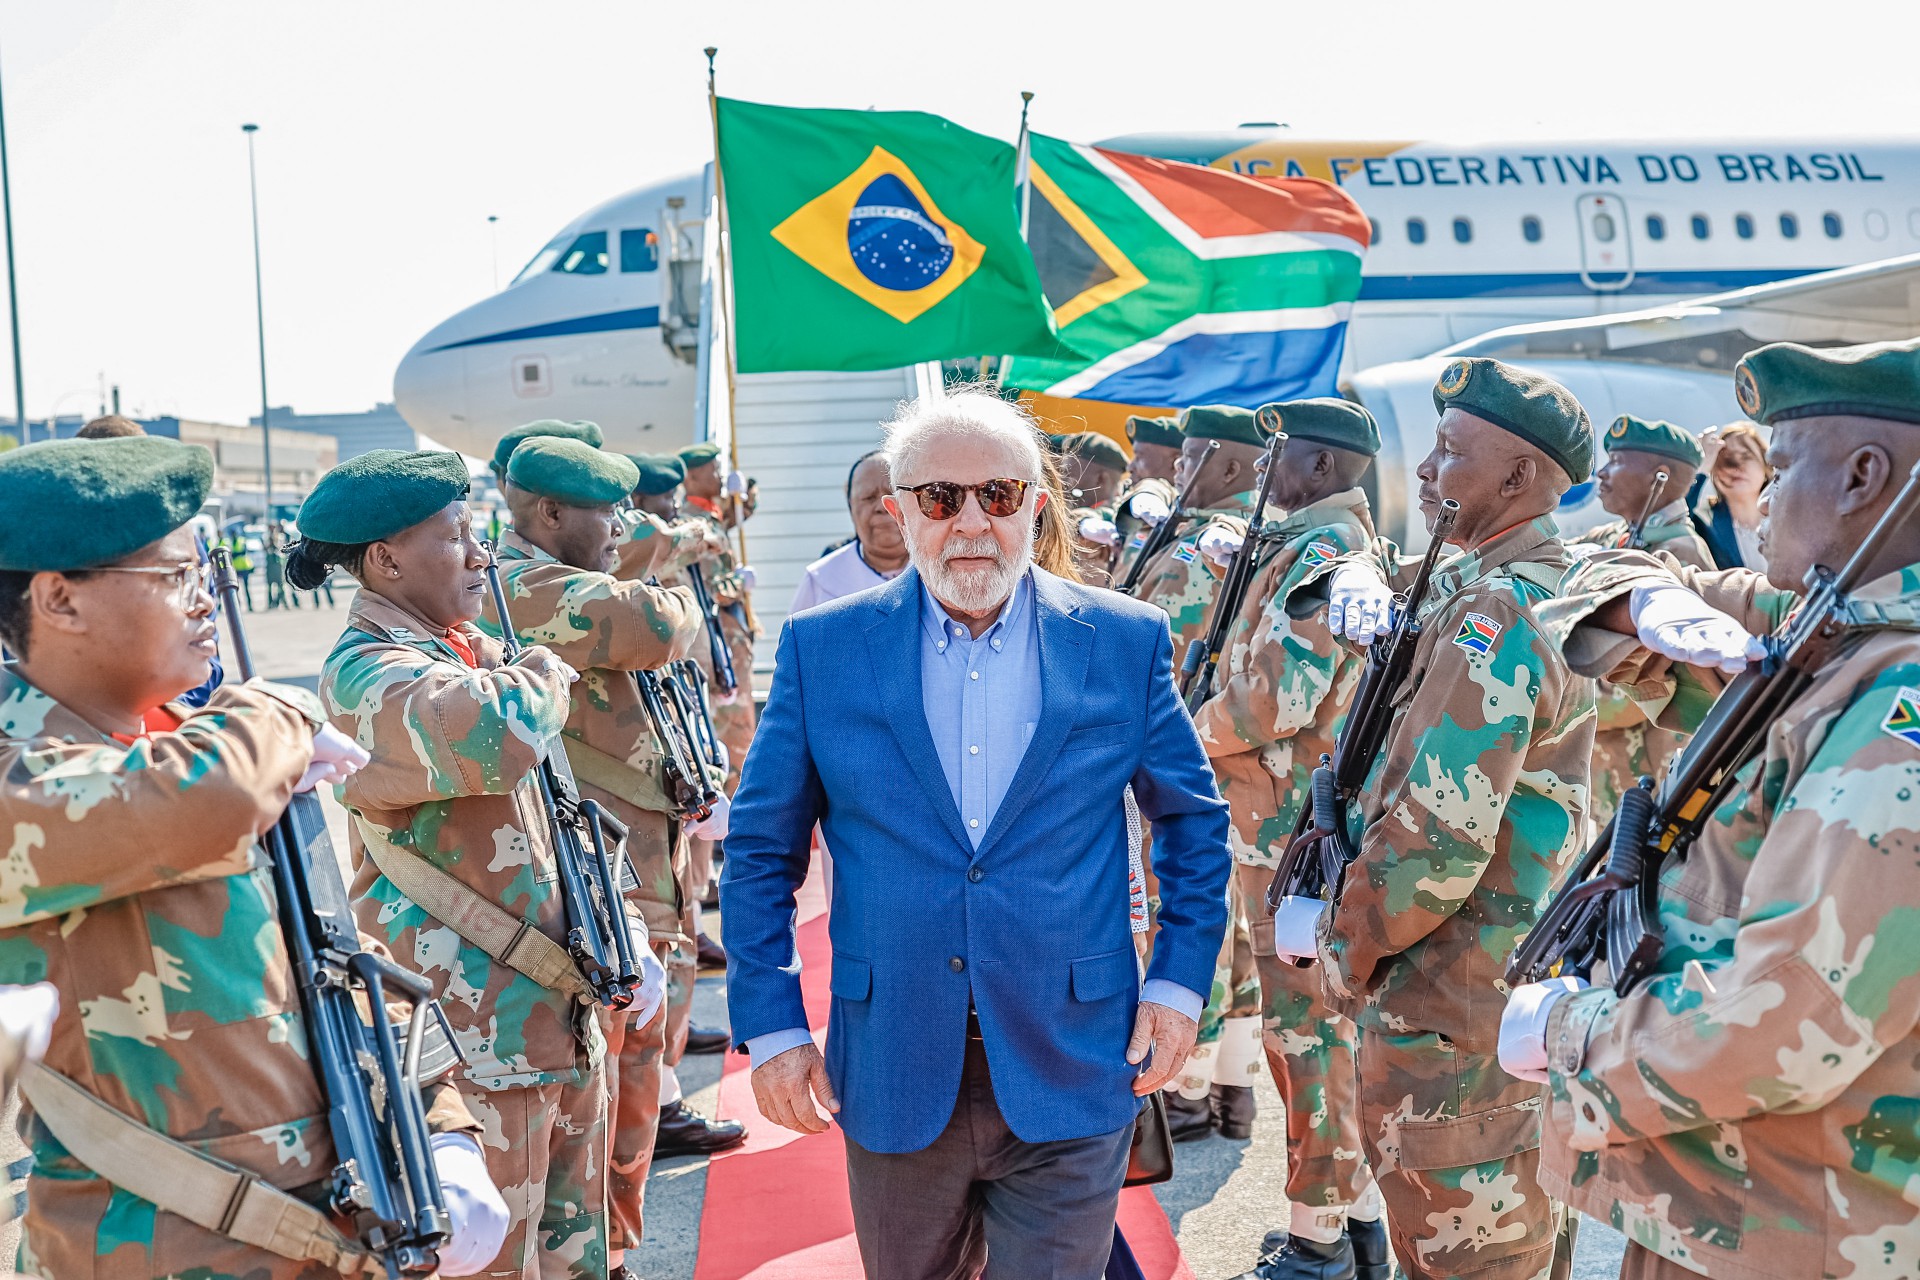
[357,819,593,1003]
[563,733,679,815]
[20,1067,373,1274]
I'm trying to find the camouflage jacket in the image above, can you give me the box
[1538,553,1920,1279]
[1307,515,1595,1052]
[1135,489,1262,668]
[0,671,475,1275]
[1190,488,1374,869]
[324,591,599,1090]
[667,505,759,787]
[1103,477,1177,585]
[487,530,703,941]
[613,508,717,584]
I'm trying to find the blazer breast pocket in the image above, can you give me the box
[1058,721,1130,753]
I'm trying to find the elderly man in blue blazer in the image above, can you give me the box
[721,390,1231,1280]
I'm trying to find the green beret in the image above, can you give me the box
[678,442,722,468]
[1735,337,1920,427]
[1258,397,1381,456]
[627,452,686,496]
[1056,431,1128,473]
[1179,404,1262,449]
[1603,414,1702,467]
[297,449,471,545]
[508,436,639,506]
[1432,357,1594,483]
[1125,414,1183,450]
[0,437,213,571]
[491,419,603,477]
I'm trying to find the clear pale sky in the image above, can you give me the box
[7,0,1920,426]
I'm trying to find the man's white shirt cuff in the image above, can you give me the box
[745,1027,814,1070]
[1140,979,1204,1023]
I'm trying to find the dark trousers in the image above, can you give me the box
[843,1015,1133,1280]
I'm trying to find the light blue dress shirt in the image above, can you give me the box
[745,568,1202,1068]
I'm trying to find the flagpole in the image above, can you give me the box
[989,90,1036,393]
[704,46,758,634]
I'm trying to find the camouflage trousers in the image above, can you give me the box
[1590,720,1685,831]
[1357,1029,1567,1280]
[460,1067,609,1280]
[1256,951,1370,1211]
[605,942,681,1253]
[1177,902,1262,1097]
[1618,1242,1702,1279]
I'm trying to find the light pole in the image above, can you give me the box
[241,123,274,523]
[0,46,25,445]
[488,215,500,290]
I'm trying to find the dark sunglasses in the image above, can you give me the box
[896,478,1032,520]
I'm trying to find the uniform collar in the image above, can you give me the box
[1269,487,1372,538]
[1428,514,1563,604]
[0,666,187,746]
[345,590,495,668]
[493,528,551,564]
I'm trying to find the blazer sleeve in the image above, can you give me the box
[718,619,827,1044]
[1125,619,1233,998]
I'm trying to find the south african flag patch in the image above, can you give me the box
[1453,612,1502,655]
[1173,542,1198,564]
[1301,540,1339,570]
[1127,533,1146,550]
[1881,687,1920,748]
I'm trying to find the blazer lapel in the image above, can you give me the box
[976,571,1093,857]
[862,569,974,853]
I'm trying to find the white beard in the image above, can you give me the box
[912,525,1030,614]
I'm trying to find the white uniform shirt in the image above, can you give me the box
[788,540,902,615]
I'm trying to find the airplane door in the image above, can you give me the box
[1576,194,1634,292]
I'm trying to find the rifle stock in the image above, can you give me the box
[1624,467,1671,550]
[1182,431,1288,711]
[686,564,738,694]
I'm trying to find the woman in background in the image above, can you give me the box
[1690,420,1771,570]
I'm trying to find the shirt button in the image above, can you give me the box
[969,745,979,755]
[969,671,979,681]
[992,639,1002,649]
[968,866,984,883]
[949,956,966,972]
[968,818,980,829]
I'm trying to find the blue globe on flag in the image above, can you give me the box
[847,174,954,291]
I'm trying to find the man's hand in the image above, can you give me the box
[296,723,370,793]
[1125,1001,1198,1096]
[751,1042,840,1134]
[1630,582,1765,674]
[1128,491,1170,527]
[1271,896,1325,962]
[1497,976,1588,1083]
[1198,525,1243,568]
[1327,563,1394,645]
[1078,515,1121,547]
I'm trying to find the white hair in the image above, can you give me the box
[880,386,1047,488]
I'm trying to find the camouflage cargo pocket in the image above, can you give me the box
[1397,1095,1543,1171]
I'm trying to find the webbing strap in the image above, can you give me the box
[563,733,676,814]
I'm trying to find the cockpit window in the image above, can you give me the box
[554,231,609,275]
[510,238,566,286]
[620,229,659,273]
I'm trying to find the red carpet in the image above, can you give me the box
[694,856,1195,1280]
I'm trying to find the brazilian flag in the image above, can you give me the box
[717,98,1063,373]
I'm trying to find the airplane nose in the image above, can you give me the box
[392,338,471,439]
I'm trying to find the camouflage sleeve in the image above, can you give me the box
[1545,666,1920,1151]
[508,566,701,673]
[0,684,315,927]
[613,511,721,581]
[326,642,570,811]
[1318,595,1562,992]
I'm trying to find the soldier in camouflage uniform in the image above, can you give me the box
[1273,358,1598,1280]
[295,449,616,1280]
[1566,416,1713,827]
[1080,414,1181,586]
[1187,400,1389,1280]
[0,437,504,1279]
[1502,337,1920,1280]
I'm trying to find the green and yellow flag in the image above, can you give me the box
[716,98,1062,373]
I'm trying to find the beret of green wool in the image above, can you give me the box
[297,449,471,545]
[1179,404,1262,448]
[1258,397,1381,456]
[1125,414,1183,450]
[1735,337,1920,427]
[491,419,603,476]
[627,452,686,496]
[0,437,213,571]
[1056,431,1128,473]
[1433,357,1595,483]
[1604,414,1702,467]
[508,436,639,506]
[678,442,722,467]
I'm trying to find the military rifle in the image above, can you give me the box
[685,563,739,695]
[633,660,720,822]
[1117,441,1220,597]
[1268,501,1461,936]
[671,658,730,780]
[211,548,452,1278]
[1623,467,1672,550]
[482,551,644,1009]
[1509,458,1920,993]
[1181,426,1288,709]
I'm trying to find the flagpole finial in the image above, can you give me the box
[1021,90,1034,104]
[704,46,718,80]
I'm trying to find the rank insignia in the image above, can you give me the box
[1453,612,1502,655]
[1734,364,1761,418]
[1881,687,1920,749]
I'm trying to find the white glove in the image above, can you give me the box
[736,565,757,593]
[725,470,748,497]
[1128,491,1170,526]
[429,1133,511,1276]
[1271,896,1325,963]
[687,791,731,841]
[1078,515,1121,547]
[1630,583,1766,675]
[1497,976,1589,1083]
[296,723,370,793]
[1328,563,1394,645]
[515,648,580,685]
[0,982,59,1065]
[626,922,668,1026]
[710,742,731,776]
[1198,525,1243,568]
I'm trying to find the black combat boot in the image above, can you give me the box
[1211,1082,1256,1139]
[1348,1217,1391,1280]
[1231,1233,1356,1280]
[653,1100,748,1157]
[1163,1090,1215,1142]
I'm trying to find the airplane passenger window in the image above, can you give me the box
[1823,212,1844,238]
[1406,217,1427,245]
[1521,216,1542,243]
[554,231,609,275]
[1368,218,1382,244]
[1734,214,1755,240]
[1779,213,1800,239]
[1866,210,1890,240]
[1591,212,1616,243]
[1645,215,1666,241]
[620,229,659,273]
[1691,215,1710,240]
[1453,217,1472,244]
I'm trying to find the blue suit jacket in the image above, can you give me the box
[721,567,1231,1154]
